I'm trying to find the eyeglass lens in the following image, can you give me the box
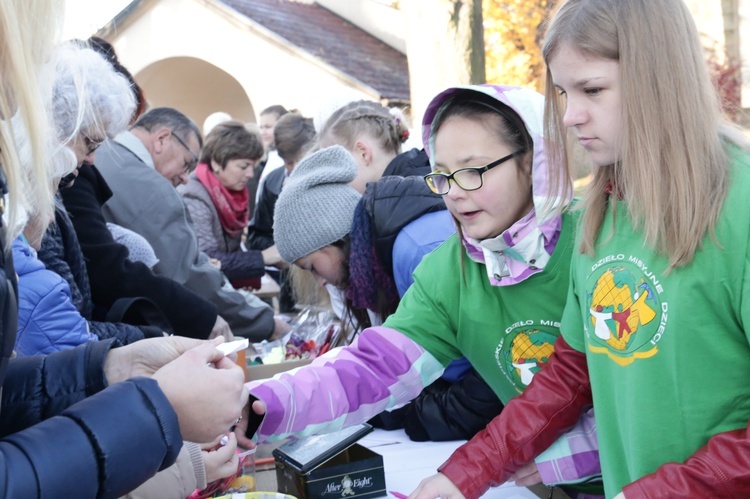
[429,169,483,194]
[172,132,198,171]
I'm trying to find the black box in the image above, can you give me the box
[273,424,386,498]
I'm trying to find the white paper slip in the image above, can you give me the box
[217,338,249,355]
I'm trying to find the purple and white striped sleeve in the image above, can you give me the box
[246,326,445,443]
[534,408,602,486]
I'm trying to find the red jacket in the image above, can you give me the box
[438,336,750,498]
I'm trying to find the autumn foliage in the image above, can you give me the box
[483,2,744,123]
[483,0,554,91]
[705,45,743,123]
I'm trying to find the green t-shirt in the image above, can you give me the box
[561,150,750,496]
[384,211,575,405]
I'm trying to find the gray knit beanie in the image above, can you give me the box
[274,145,362,263]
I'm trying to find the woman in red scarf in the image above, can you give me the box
[180,121,285,290]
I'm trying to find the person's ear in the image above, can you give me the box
[152,127,172,155]
[211,159,222,174]
[353,140,373,167]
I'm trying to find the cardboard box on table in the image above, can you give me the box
[272,424,386,499]
[242,316,345,382]
[246,358,314,381]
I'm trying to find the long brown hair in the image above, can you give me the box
[289,236,373,336]
[273,113,316,165]
[543,0,749,270]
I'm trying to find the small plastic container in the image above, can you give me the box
[223,447,256,494]
[236,347,249,382]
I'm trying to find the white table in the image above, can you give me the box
[359,429,539,499]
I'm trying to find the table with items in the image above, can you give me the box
[250,428,562,498]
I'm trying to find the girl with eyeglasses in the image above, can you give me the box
[238,84,602,494]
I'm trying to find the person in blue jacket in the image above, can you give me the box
[17,41,176,350]
[13,236,96,355]
[0,5,248,497]
[11,41,244,494]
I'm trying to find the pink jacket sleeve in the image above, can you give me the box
[247,326,445,443]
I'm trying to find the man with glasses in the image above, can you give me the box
[63,107,282,342]
[171,129,199,178]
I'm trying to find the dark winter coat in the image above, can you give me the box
[38,198,162,342]
[246,166,284,252]
[364,174,447,275]
[0,169,183,497]
[58,164,218,338]
[382,147,432,177]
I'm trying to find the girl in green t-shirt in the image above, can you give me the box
[413,0,750,498]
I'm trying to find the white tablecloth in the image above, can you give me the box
[359,429,538,499]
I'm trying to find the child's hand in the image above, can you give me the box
[236,398,266,449]
[408,472,465,499]
[508,461,542,486]
[202,432,240,482]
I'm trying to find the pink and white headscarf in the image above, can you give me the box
[422,85,572,286]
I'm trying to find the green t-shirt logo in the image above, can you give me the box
[587,263,666,366]
[495,327,557,394]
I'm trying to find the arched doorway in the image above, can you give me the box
[136,56,256,131]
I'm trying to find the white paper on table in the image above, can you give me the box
[360,429,538,499]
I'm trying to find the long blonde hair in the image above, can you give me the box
[0,0,62,243]
[543,0,749,269]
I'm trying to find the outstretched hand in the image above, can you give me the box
[508,461,542,486]
[152,340,248,443]
[103,335,209,384]
[408,473,466,499]
[270,317,291,341]
[201,433,241,482]
[209,315,234,341]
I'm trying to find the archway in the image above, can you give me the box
[135,56,256,131]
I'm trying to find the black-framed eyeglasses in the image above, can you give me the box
[171,131,199,173]
[424,150,526,195]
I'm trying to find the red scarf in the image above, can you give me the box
[195,162,249,238]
